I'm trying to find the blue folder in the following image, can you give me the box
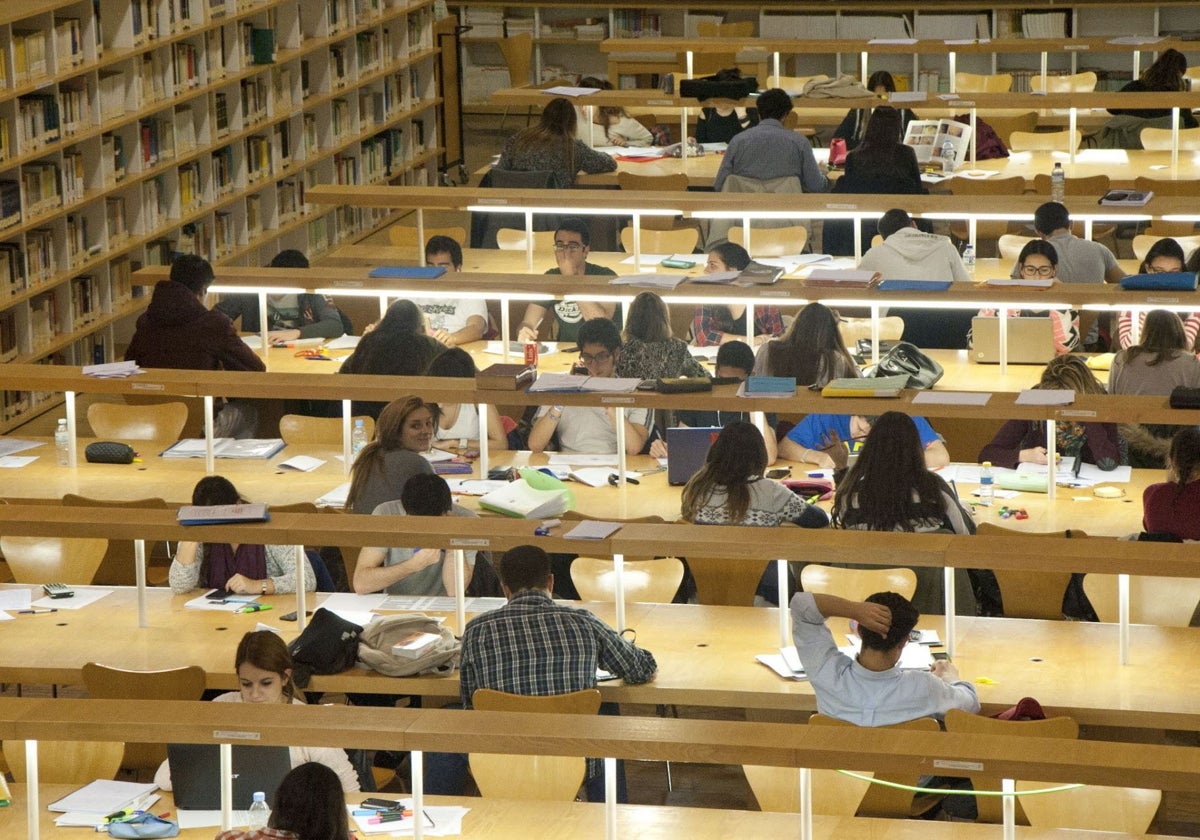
[877,279,953,292]
[368,266,447,278]
[1120,272,1198,291]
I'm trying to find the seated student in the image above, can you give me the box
[791,588,979,725]
[575,77,653,148]
[978,239,1078,355]
[1116,239,1200,350]
[214,249,347,343]
[1143,427,1200,540]
[691,68,759,144]
[682,421,827,606]
[528,318,650,455]
[407,236,488,347]
[496,97,618,189]
[691,243,783,347]
[780,413,950,470]
[170,476,315,595]
[752,302,858,386]
[216,762,350,840]
[428,348,508,451]
[155,631,359,792]
[979,355,1120,471]
[344,396,436,515]
[615,291,709,380]
[354,474,477,596]
[652,340,777,463]
[517,218,620,343]
[339,302,445,418]
[832,71,915,153]
[1026,202,1125,285]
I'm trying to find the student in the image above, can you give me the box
[832,71,915,152]
[338,301,444,418]
[215,250,347,343]
[407,236,488,347]
[496,97,618,188]
[517,218,619,343]
[344,396,437,515]
[216,762,351,840]
[1143,427,1200,540]
[693,69,759,144]
[1107,49,1198,126]
[1024,202,1124,285]
[354,474,477,596]
[979,239,1079,355]
[781,412,950,470]
[713,88,828,194]
[1116,239,1200,350]
[155,631,359,792]
[575,77,653,147]
[681,421,827,606]
[691,243,783,346]
[752,302,858,386]
[170,476,315,595]
[528,318,650,455]
[427,348,508,451]
[615,291,709,380]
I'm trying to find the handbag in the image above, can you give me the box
[286,607,364,688]
[84,441,136,464]
[865,341,944,389]
[107,814,179,839]
[1169,386,1200,409]
[828,137,848,167]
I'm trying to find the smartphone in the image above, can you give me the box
[661,258,696,269]
[932,651,950,661]
[206,588,235,601]
[360,798,402,811]
[766,467,791,479]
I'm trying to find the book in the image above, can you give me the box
[805,268,881,288]
[742,376,796,397]
[161,438,286,459]
[608,273,688,289]
[903,118,973,167]
[177,502,270,525]
[48,780,157,814]
[877,279,953,292]
[391,630,441,658]
[983,277,1055,289]
[821,374,910,398]
[367,265,446,278]
[739,261,785,285]
[527,374,640,393]
[250,27,275,64]
[476,363,537,391]
[1099,189,1153,206]
[478,481,570,519]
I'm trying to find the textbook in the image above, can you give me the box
[177,502,270,525]
[804,268,881,288]
[877,279,953,292]
[476,363,537,390]
[1099,189,1153,206]
[821,374,909,398]
[161,438,286,459]
[367,265,446,278]
[903,118,973,167]
[527,373,641,393]
[740,376,796,397]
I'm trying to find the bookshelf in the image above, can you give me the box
[0,0,445,432]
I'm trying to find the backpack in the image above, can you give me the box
[953,114,1009,160]
[287,607,363,688]
[356,614,460,677]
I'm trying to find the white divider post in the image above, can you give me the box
[416,207,426,250]
[477,402,490,478]
[605,756,618,840]
[500,295,512,362]
[1040,51,1048,97]
[777,559,790,647]
[944,566,956,659]
[204,395,216,475]
[454,549,467,631]
[948,52,957,93]
[869,304,881,365]
[860,52,868,84]
[64,390,78,467]
[1119,573,1130,665]
[1002,778,1016,840]
[741,220,752,257]
[25,740,38,840]
[220,743,233,831]
[614,406,627,484]
[745,298,755,346]
[135,539,147,628]
[295,546,307,633]
[411,750,425,840]
[798,766,813,840]
[1171,107,1181,173]
[342,399,353,475]
[614,553,626,633]
[523,210,534,273]
[998,305,1009,375]
[1046,419,1057,501]
[258,292,269,357]
[773,52,781,84]
[1069,107,1079,167]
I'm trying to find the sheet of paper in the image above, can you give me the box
[184,593,261,611]
[241,335,264,349]
[348,802,468,836]
[380,595,505,612]
[569,467,642,487]
[563,520,623,540]
[755,653,807,681]
[0,438,42,456]
[315,481,351,507]
[421,448,457,464]
[0,455,37,467]
[912,391,992,406]
[548,453,619,466]
[444,478,511,496]
[889,90,930,101]
[0,589,33,610]
[321,592,388,613]
[323,334,361,350]
[0,611,12,621]
[482,340,556,356]
[542,85,600,97]
[30,587,113,610]
[176,810,251,829]
[1015,459,1132,484]
[971,488,1020,500]
[1015,389,1074,406]
[278,455,326,472]
[48,780,158,813]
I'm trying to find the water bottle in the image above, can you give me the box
[1050,162,1065,204]
[351,418,368,457]
[979,461,994,507]
[55,419,69,465]
[247,791,270,830]
[941,140,955,175]
[962,243,976,270]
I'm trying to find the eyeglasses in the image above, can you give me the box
[554,242,584,252]
[579,351,612,365]
[1020,264,1056,277]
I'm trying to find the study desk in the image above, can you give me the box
[1,585,1196,730]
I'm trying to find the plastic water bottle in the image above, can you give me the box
[979,461,994,507]
[962,243,976,270]
[1050,162,1066,204]
[941,140,955,174]
[351,418,368,457]
[55,419,69,465]
[247,792,270,830]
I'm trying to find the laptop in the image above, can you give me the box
[666,426,722,485]
[167,743,293,810]
[970,317,1057,365]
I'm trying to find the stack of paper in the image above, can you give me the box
[564,520,623,540]
[177,502,270,525]
[528,374,640,393]
[49,780,158,817]
[821,375,909,398]
[323,334,361,350]
[805,268,881,288]
[82,360,143,378]
[608,273,688,289]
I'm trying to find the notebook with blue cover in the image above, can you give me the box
[744,376,796,396]
[877,279,953,292]
[368,266,447,279]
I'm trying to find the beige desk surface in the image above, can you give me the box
[0,585,1192,729]
[2,787,1187,839]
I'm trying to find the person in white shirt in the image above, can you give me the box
[409,236,488,346]
[575,76,654,148]
[858,208,970,282]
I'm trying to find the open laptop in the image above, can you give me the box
[167,743,293,810]
[666,426,722,485]
[970,317,1057,365]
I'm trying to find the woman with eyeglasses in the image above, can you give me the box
[1115,238,1200,350]
[977,240,1079,355]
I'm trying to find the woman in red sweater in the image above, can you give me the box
[1143,427,1200,540]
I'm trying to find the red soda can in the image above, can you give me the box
[524,341,538,366]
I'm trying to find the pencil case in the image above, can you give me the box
[84,441,136,464]
[107,814,179,838]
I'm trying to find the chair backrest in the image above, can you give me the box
[1031,173,1109,196]
[955,72,1013,93]
[3,739,125,784]
[743,762,873,814]
[1186,67,1200,91]
[61,494,168,587]
[1030,71,1097,93]
[570,557,684,605]
[122,393,205,439]
[617,172,689,193]
[948,176,1027,197]
[684,555,773,606]
[387,225,467,249]
[469,688,601,800]
[279,414,375,445]
[1008,130,1082,152]
[728,225,809,257]
[1139,126,1200,151]
[87,401,188,441]
[944,708,1079,823]
[0,536,108,585]
[980,111,1039,148]
[1132,233,1200,263]
[1082,574,1200,626]
[998,234,1036,262]
[497,32,533,87]
[1017,782,1161,833]
[1134,176,1200,197]
[496,229,556,252]
[974,523,1083,620]
[619,226,699,255]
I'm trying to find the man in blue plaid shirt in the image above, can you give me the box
[425,544,657,801]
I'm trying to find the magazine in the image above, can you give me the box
[903,119,973,166]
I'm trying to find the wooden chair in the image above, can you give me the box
[980,111,1039,148]
[0,536,108,585]
[1017,780,1161,833]
[800,565,918,634]
[62,495,168,587]
[497,32,533,128]
[386,225,467,249]
[82,663,207,775]
[469,688,602,800]
[1082,574,1200,626]
[1009,130,1082,153]
[279,414,375,445]
[1139,127,1200,151]
[86,401,188,441]
[2,739,125,784]
[1133,178,1200,236]
[948,176,1027,258]
[1132,233,1200,263]
[570,557,684,605]
[1030,71,1097,93]
[685,554,774,606]
[496,229,556,252]
[975,524,1081,620]
[617,172,691,232]
[998,234,1035,262]
[954,72,1013,93]
[728,225,809,257]
[619,226,699,255]
[943,708,1079,824]
[122,394,205,439]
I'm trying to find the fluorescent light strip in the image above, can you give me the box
[209,284,307,294]
[466,205,680,216]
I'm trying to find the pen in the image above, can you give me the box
[17,608,56,614]
[239,604,272,613]
[608,473,639,486]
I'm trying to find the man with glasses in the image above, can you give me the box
[528,318,650,455]
[517,218,619,344]
[1022,201,1125,285]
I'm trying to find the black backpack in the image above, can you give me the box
[286,608,363,688]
